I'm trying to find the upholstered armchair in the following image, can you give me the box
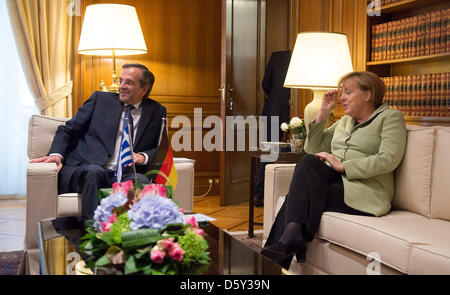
[25,114,195,274]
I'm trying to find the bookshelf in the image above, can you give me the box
[366,0,450,124]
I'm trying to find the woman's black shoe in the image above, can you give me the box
[261,240,307,269]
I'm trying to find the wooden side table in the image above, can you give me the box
[248,151,304,238]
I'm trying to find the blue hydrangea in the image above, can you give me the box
[93,192,128,231]
[128,195,185,230]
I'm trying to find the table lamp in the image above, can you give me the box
[78,4,147,92]
[283,32,353,130]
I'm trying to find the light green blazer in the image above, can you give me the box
[305,103,407,216]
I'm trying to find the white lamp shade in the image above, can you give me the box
[284,32,353,89]
[78,4,147,56]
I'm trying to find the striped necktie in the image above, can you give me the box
[115,105,135,183]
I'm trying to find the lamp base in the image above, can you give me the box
[304,89,333,131]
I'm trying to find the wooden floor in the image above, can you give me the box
[193,195,264,232]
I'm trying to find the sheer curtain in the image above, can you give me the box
[0,1,38,197]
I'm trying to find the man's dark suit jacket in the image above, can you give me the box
[49,91,166,191]
[261,50,291,141]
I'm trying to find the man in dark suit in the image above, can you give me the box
[30,63,166,219]
[255,50,291,207]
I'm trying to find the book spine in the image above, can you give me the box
[406,75,412,116]
[441,72,446,117]
[447,8,450,53]
[430,11,436,55]
[411,75,418,117]
[371,24,377,61]
[431,73,437,117]
[393,76,399,110]
[412,16,418,57]
[426,74,432,117]
[425,12,431,56]
[442,9,447,54]
[420,74,426,116]
[406,16,412,58]
[386,22,392,60]
[435,10,441,54]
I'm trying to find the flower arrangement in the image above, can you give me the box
[280,116,307,140]
[80,180,211,275]
[281,117,307,152]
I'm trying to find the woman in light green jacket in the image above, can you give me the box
[261,71,407,269]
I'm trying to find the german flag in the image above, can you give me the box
[149,118,177,190]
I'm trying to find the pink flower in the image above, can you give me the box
[112,182,121,193]
[108,214,117,224]
[101,222,112,233]
[157,237,174,251]
[112,180,133,194]
[193,228,204,237]
[150,246,166,264]
[142,183,167,198]
[186,216,198,228]
[121,180,133,194]
[179,208,185,214]
[168,243,185,262]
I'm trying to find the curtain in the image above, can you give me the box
[6,0,73,117]
[0,1,38,197]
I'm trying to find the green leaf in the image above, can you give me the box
[161,223,189,235]
[95,253,111,266]
[97,231,116,246]
[124,255,138,275]
[121,228,161,250]
[135,246,152,259]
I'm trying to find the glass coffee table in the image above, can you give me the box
[38,216,282,275]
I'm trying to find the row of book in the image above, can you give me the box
[371,8,450,61]
[380,73,450,117]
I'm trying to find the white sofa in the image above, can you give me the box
[25,114,195,274]
[263,125,450,275]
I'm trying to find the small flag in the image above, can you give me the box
[116,110,134,183]
[150,118,177,190]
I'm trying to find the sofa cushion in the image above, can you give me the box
[28,115,67,159]
[430,128,450,221]
[57,193,82,217]
[317,210,450,274]
[393,126,434,217]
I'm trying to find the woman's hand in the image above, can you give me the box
[315,152,344,173]
[315,89,338,123]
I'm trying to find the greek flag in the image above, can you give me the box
[116,118,133,183]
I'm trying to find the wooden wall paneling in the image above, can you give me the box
[74,0,222,195]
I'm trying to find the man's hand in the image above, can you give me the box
[125,153,146,167]
[315,152,344,173]
[29,155,63,172]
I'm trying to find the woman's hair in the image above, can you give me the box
[338,71,386,108]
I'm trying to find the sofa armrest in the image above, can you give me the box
[263,163,296,242]
[25,163,58,250]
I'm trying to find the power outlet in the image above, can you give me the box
[214,178,219,185]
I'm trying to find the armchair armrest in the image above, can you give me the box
[263,163,296,242]
[25,162,58,250]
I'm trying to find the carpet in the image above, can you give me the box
[227,230,264,253]
[0,250,25,275]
